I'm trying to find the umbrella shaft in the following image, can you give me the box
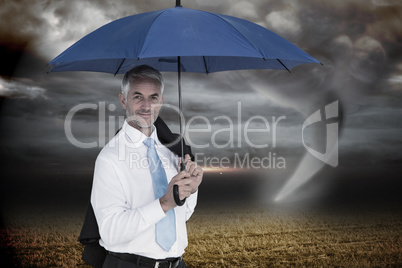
[178,56,185,169]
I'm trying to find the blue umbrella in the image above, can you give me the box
[48,1,321,205]
[49,4,319,74]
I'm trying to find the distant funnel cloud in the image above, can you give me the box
[223,64,344,203]
[275,100,342,202]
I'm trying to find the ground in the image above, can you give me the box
[1,172,401,267]
[1,203,401,267]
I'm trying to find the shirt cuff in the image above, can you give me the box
[138,199,166,225]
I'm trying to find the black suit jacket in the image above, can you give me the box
[78,117,193,268]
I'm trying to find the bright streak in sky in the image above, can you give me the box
[201,167,245,174]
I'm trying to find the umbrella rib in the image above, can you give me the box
[136,10,167,60]
[276,59,291,73]
[202,56,209,74]
[114,58,126,76]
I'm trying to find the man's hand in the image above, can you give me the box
[160,171,192,212]
[159,154,203,213]
[183,154,203,194]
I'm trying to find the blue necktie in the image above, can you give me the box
[143,137,176,251]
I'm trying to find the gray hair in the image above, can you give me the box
[121,65,164,97]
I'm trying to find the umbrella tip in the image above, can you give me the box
[175,0,182,7]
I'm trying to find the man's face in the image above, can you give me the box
[119,78,163,133]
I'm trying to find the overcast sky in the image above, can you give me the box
[1,0,402,193]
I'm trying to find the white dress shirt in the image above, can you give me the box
[91,120,197,259]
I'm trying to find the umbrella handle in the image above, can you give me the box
[173,185,186,206]
[173,161,186,206]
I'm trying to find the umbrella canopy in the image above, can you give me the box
[48,6,320,74]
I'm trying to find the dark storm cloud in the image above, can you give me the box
[0,0,401,180]
[248,0,402,99]
[0,1,44,44]
[0,77,46,99]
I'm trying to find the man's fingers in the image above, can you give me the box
[175,177,192,186]
[193,167,203,177]
[171,172,189,184]
[185,160,199,175]
[188,167,203,179]
[172,157,203,200]
[184,160,191,171]
[184,154,191,163]
[187,163,196,174]
[172,182,192,200]
[178,185,192,199]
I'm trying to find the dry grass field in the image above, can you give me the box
[1,203,401,268]
[185,205,402,267]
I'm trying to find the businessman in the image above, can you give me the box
[91,65,203,268]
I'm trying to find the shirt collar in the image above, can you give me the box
[122,120,162,146]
